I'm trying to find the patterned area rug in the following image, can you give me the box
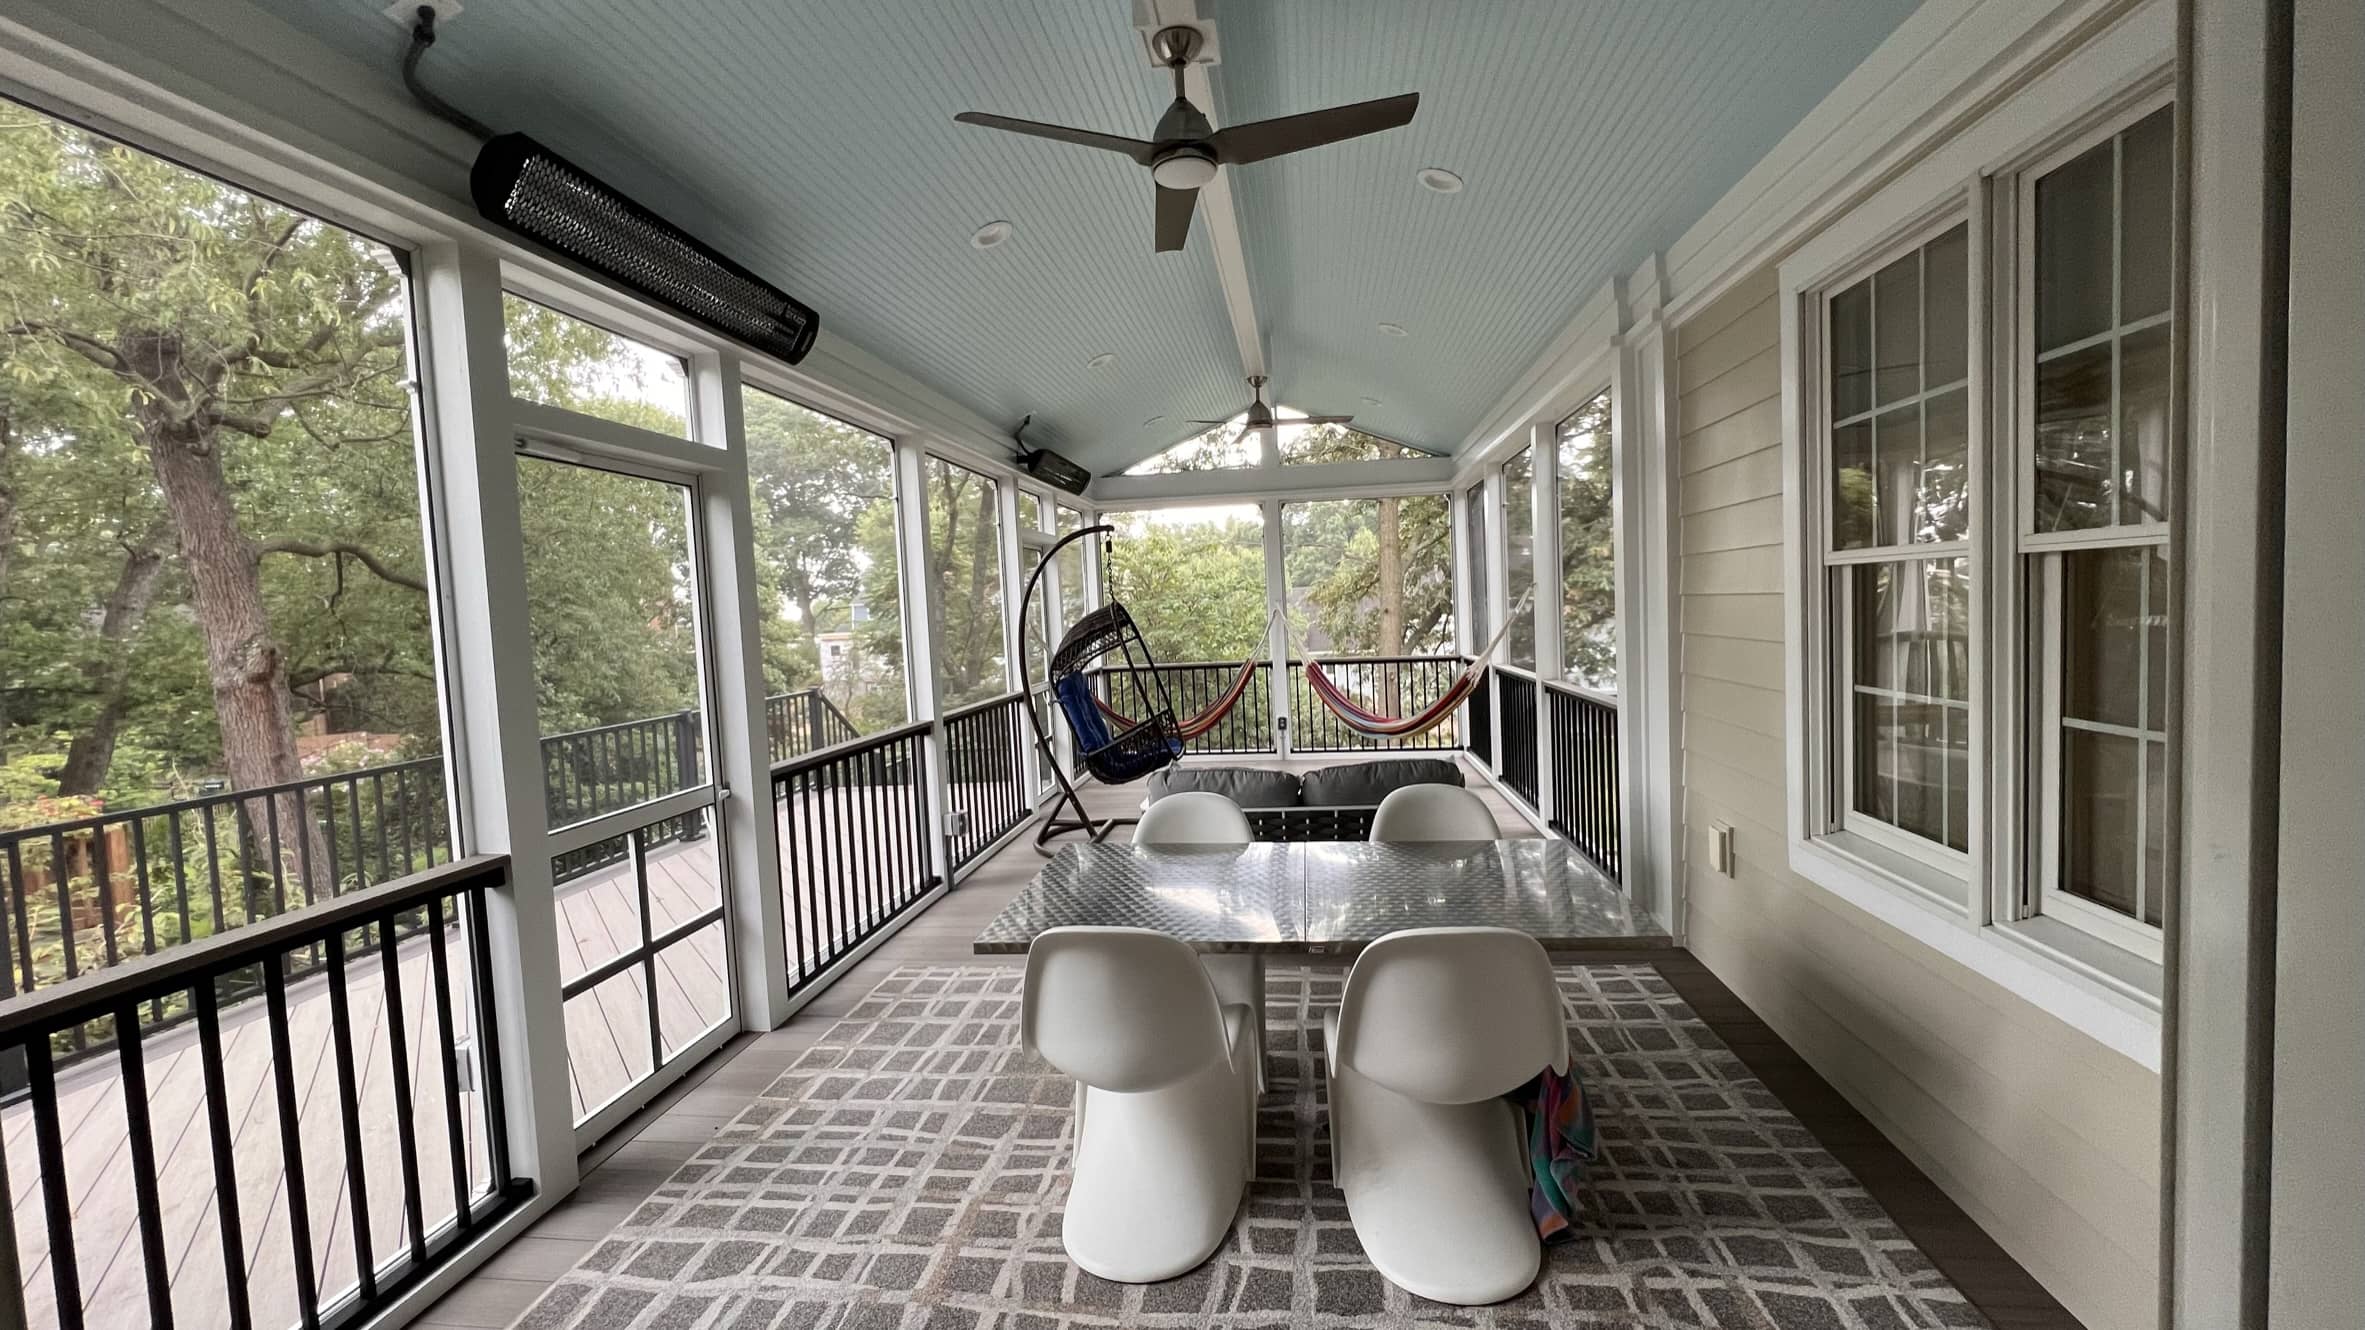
[514,965,1984,1330]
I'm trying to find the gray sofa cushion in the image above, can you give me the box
[1147,766,1303,809]
[1298,758,1464,808]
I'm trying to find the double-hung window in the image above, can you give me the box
[1787,77,2177,997]
[2012,100,2175,956]
[1817,221,1974,881]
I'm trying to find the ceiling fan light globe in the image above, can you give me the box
[1151,152,1218,190]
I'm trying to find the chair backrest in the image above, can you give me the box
[1023,927,1229,1092]
[1368,783,1500,842]
[1137,790,1254,845]
[1331,927,1567,1104]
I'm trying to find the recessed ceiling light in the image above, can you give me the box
[1142,415,1165,427]
[1087,352,1117,370]
[970,220,1014,249]
[1360,396,1383,406]
[1377,322,1408,338]
[1416,167,1464,194]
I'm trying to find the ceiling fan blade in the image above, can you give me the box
[1297,415,1356,426]
[1154,184,1199,252]
[1207,93,1419,166]
[953,112,1157,164]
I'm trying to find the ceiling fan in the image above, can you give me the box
[954,26,1419,253]
[1190,375,1354,442]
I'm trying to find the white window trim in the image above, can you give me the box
[1777,9,2175,1061]
[1990,88,2178,966]
[1791,205,1983,913]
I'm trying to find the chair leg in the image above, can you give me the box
[1201,955,1265,1091]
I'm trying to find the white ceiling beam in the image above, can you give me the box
[1139,0,1265,384]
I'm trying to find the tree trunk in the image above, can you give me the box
[54,529,170,795]
[126,331,329,906]
[0,407,14,739]
[1375,497,1405,656]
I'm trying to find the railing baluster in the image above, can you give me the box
[465,886,514,1190]
[377,907,429,1265]
[115,1003,176,1329]
[323,928,378,1299]
[425,895,475,1227]
[52,830,79,984]
[5,840,30,997]
[264,953,323,1329]
[348,778,367,887]
[27,1036,83,1330]
[195,980,254,1330]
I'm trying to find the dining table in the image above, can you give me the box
[974,838,1671,1024]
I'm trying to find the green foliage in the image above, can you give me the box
[1556,393,1618,690]
[916,458,1007,709]
[1107,510,1268,664]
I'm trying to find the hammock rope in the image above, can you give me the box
[1089,610,1278,740]
[1292,589,1533,741]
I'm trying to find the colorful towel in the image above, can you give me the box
[1506,1064,1597,1241]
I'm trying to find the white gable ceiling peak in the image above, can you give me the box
[228,0,1918,476]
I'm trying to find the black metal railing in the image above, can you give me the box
[1467,663,1494,766]
[766,688,862,764]
[1088,661,1275,754]
[0,856,527,1330]
[540,709,703,830]
[1497,668,1540,809]
[0,689,855,1048]
[1546,682,1623,882]
[1288,655,1465,752]
[942,692,1031,871]
[772,722,935,992]
[0,761,456,1066]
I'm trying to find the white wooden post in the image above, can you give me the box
[1483,469,1512,769]
[1262,498,1291,758]
[688,350,792,1029]
[411,239,578,1198]
[1529,420,1564,827]
[893,443,957,889]
[1620,284,1685,935]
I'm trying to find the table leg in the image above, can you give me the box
[1200,954,1265,1091]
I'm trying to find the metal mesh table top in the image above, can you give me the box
[974,839,1666,956]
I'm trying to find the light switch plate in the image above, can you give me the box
[1709,822,1735,876]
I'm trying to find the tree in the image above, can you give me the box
[1106,510,1267,664]
[2,113,430,880]
[740,390,896,708]
[1556,394,1618,690]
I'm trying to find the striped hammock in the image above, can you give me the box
[1089,610,1278,741]
[1295,589,1531,741]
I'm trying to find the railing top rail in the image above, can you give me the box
[1089,659,1270,672]
[1494,664,1540,682]
[543,709,696,743]
[940,690,1027,724]
[1089,653,1462,671]
[769,718,932,780]
[0,754,448,843]
[0,854,509,1042]
[1541,678,1621,707]
[1285,654,1466,667]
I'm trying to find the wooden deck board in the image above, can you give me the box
[4,843,685,1330]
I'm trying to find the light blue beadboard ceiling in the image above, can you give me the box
[245,0,1915,474]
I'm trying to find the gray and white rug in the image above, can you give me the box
[515,965,1985,1330]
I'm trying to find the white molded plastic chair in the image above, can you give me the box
[1368,783,1501,842]
[1024,927,1260,1282]
[1136,791,1264,1066]
[1325,927,1568,1305]
[1137,790,1256,844]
